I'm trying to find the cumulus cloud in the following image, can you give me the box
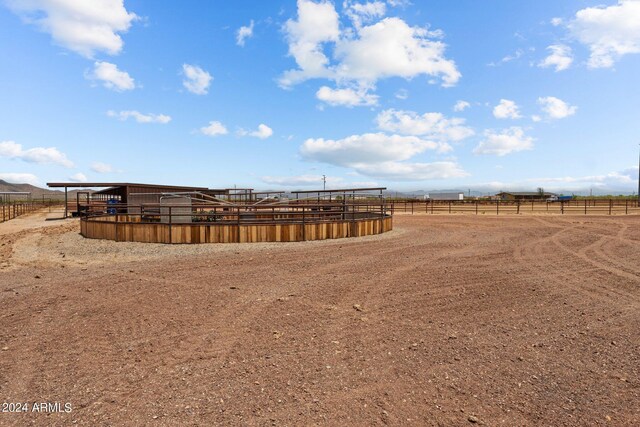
[353,161,469,180]
[200,121,228,137]
[299,130,468,181]
[528,166,640,191]
[86,61,136,91]
[473,127,534,156]
[539,44,573,71]
[239,124,274,139]
[0,173,39,186]
[493,99,522,120]
[280,0,460,101]
[182,64,212,95]
[344,1,387,28]
[261,174,344,187]
[316,86,378,106]
[394,88,408,99]
[568,0,640,68]
[5,0,137,58]
[69,172,88,183]
[376,109,474,143]
[453,100,470,112]
[537,96,577,119]
[236,20,254,46]
[91,162,114,173]
[0,140,74,168]
[107,110,171,124]
[301,133,443,165]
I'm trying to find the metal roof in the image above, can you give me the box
[46,182,208,190]
[291,187,386,194]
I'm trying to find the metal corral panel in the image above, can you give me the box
[428,192,464,201]
[160,196,192,224]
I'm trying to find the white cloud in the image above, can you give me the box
[344,1,387,28]
[0,140,74,168]
[5,0,137,58]
[182,64,212,95]
[528,166,639,191]
[236,20,254,46]
[281,0,340,86]
[252,124,274,139]
[239,124,274,139]
[301,132,445,165]
[0,173,39,186]
[568,0,640,68]
[376,109,474,142]
[550,17,563,27]
[200,121,228,137]
[280,1,460,93]
[316,85,378,106]
[539,44,573,71]
[531,115,542,122]
[493,99,522,120]
[353,161,469,180]
[261,174,344,187]
[473,127,534,156]
[86,61,136,91]
[537,96,577,119]
[394,88,408,99]
[107,110,171,124]
[453,100,470,112]
[69,172,88,183]
[91,162,113,173]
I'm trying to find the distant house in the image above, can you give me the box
[427,192,464,201]
[496,191,557,201]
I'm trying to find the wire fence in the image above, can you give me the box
[389,199,640,215]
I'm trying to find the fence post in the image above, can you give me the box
[476,201,478,215]
[411,201,414,215]
[496,200,499,215]
[517,201,520,214]
[625,199,628,215]
[561,201,564,215]
[609,199,612,215]
[449,201,452,214]
[302,205,306,241]
[584,199,587,215]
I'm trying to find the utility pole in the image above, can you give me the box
[637,144,640,204]
[322,174,326,191]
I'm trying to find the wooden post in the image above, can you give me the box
[302,205,306,241]
[625,199,628,215]
[169,206,173,243]
[609,199,612,215]
[517,201,520,214]
[496,200,499,215]
[449,201,452,214]
[476,201,478,215]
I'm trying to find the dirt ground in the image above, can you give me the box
[0,210,639,426]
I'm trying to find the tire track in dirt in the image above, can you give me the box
[515,217,639,306]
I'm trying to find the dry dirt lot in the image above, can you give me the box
[0,210,639,426]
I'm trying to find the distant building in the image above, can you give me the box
[496,191,557,201]
[427,192,464,201]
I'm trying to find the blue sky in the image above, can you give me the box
[1,0,639,194]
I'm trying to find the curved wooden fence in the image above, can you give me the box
[79,201,392,243]
[81,214,392,243]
